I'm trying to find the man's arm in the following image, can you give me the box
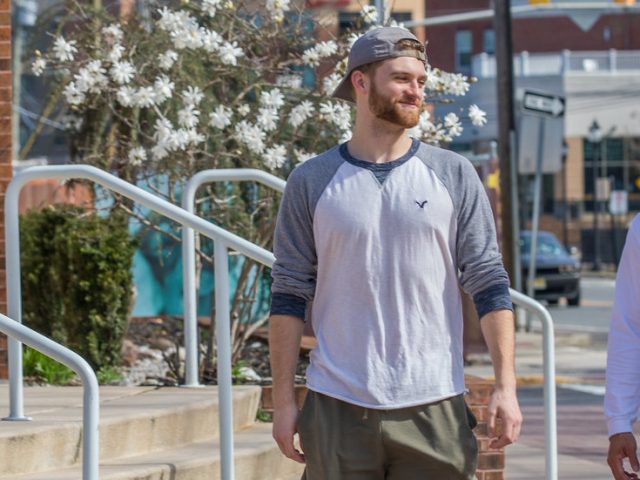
[269,314,305,463]
[480,308,523,449]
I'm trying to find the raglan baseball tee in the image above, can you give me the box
[270,139,512,409]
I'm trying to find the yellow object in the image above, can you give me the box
[487,171,500,191]
[613,0,635,5]
[528,0,551,4]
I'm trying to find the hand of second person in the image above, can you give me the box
[487,387,523,449]
[608,432,640,480]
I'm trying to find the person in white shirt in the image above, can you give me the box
[605,213,640,480]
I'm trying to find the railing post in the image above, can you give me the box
[214,239,234,480]
[3,177,27,421]
[510,289,557,480]
[181,183,200,388]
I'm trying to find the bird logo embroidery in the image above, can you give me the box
[415,200,428,209]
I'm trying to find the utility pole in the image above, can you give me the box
[494,0,519,287]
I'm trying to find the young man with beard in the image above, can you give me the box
[269,27,522,479]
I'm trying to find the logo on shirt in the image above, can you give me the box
[415,200,428,209]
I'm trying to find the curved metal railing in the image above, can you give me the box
[0,313,99,479]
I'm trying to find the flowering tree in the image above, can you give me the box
[30,0,486,377]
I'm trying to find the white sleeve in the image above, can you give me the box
[605,214,640,436]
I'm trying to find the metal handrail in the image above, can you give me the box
[181,169,285,387]
[4,165,275,480]
[0,313,99,480]
[509,288,557,480]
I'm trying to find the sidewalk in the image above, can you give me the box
[466,329,611,479]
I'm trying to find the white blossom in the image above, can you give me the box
[202,0,223,17]
[262,144,287,169]
[260,89,285,110]
[332,103,352,132]
[257,108,279,132]
[108,44,125,63]
[235,120,266,154]
[322,73,341,95]
[288,101,314,128]
[32,58,46,76]
[315,41,338,58]
[468,104,487,127]
[74,61,107,94]
[209,105,233,129]
[154,75,174,104]
[340,130,352,143]
[116,86,136,107]
[347,33,363,48]
[110,61,135,84]
[294,149,316,164]
[182,86,204,107]
[202,30,222,53]
[63,82,85,106]
[302,41,337,67]
[178,105,200,128]
[128,147,147,166]
[444,112,463,137]
[152,141,170,160]
[319,102,338,121]
[102,24,123,44]
[219,41,243,66]
[276,74,302,89]
[134,86,156,107]
[186,129,205,145]
[53,37,77,62]
[266,0,290,22]
[443,73,470,96]
[360,5,378,23]
[237,104,250,117]
[301,49,320,67]
[158,50,178,70]
[425,68,441,92]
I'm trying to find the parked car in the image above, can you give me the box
[520,230,581,306]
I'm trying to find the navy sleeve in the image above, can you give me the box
[270,292,306,320]
[473,283,513,319]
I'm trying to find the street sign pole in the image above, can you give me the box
[526,115,546,331]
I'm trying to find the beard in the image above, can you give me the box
[368,80,422,129]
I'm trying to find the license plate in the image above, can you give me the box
[533,277,547,290]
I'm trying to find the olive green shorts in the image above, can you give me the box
[297,391,478,480]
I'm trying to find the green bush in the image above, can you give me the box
[20,205,137,371]
[23,346,75,385]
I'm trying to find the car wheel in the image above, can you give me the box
[567,294,580,307]
[547,299,559,306]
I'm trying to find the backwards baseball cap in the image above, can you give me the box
[332,27,426,103]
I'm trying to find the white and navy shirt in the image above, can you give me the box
[271,139,511,409]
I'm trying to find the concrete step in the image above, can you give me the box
[4,422,304,480]
[0,386,261,476]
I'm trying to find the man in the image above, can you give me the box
[269,27,522,479]
[605,213,640,480]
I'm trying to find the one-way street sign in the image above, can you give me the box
[523,90,565,118]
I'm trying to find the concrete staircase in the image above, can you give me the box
[0,385,304,479]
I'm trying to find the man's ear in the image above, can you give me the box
[351,71,367,95]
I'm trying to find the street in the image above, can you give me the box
[533,275,615,332]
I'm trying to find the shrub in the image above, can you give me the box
[20,205,137,371]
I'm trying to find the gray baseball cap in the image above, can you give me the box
[332,27,426,103]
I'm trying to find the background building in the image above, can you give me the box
[422,0,640,266]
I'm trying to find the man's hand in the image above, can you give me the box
[608,432,640,480]
[487,386,522,449]
[272,402,305,463]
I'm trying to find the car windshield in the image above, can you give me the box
[520,234,566,256]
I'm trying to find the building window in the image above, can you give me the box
[455,30,473,73]
[483,29,495,55]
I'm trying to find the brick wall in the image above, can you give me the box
[466,375,505,480]
[0,0,10,379]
